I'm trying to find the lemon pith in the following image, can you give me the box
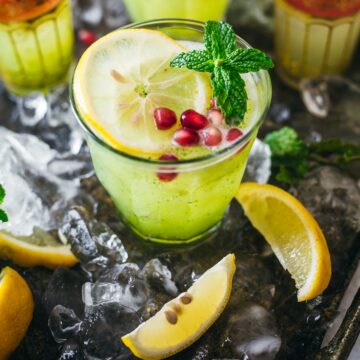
[0,267,34,359]
[236,183,331,302]
[73,28,212,157]
[0,230,78,269]
[122,254,236,360]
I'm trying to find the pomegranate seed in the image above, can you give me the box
[78,30,97,47]
[180,109,208,130]
[173,128,200,146]
[226,128,243,142]
[202,126,222,147]
[159,154,178,161]
[210,97,218,109]
[153,107,177,130]
[207,109,224,126]
[157,154,178,182]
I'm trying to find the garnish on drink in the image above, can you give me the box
[72,20,272,243]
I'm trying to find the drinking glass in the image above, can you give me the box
[71,19,272,245]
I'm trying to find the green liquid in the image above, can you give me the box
[86,133,256,244]
[123,0,230,22]
[0,0,74,95]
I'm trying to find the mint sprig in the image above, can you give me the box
[0,184,8,223]
[170,21,273,126]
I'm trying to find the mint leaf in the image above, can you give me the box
[265,127,308,185]
[204,21,236,59]
[0,209,8,223]
[309,139,360,165]
[0,184,4,204]
[218,72,247,126]
[170,21,274,125]
[224,48,274,73]
[211,66,231,106]
[170,50,214,72]
[0,184,8,222]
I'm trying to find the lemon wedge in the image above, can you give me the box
[236,183,331,302]
[0,267,34,359]
[122,253,236,359]
[0,230,78,269]
[73,28,211,156]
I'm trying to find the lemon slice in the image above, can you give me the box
[236,183,331,302]
[73,28,211,156]
[122,253,236,359]
[0,230,78,269]
[0,267,34,359]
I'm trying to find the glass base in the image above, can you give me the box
[127,220,222,247]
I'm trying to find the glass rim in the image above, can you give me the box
[70,18,272,169]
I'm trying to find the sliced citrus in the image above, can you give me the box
[0,267,34,359]
[122,253,236,359]
[0,230,78,269]
[236,183,331,302]
[73,28,212,156]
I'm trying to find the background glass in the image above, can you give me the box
[0,0,74,95]
[123,0,231,22]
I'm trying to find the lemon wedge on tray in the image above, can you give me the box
[0,267,34,359]
[122,253,236,360]
[236,183,331,302]
[0,230,77,269]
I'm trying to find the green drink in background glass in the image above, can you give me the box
[0,0,74,95]
[123,0,231,22]
[71,19,272,245]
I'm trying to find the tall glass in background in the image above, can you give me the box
[71,19,272,245]
[275,0,360,88]
[123,0,231,22]
[0,0,74,95]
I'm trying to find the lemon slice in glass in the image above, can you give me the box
[73,29,212,157]
[236,183,331,301]
[122,254,236,359]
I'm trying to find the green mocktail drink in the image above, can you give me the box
[72,20,272,244]
[0,0,74,95]
[123,0,231,22]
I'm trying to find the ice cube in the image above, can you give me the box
[0,127,89,237]
[48,305,81,343]
[80,0,103,26]
[44,267,86,316]
[16,93,48,127]
[60,208,100,263]
[143,258,178,296]
[83,280,149,311]
[103,0,129,28]
[227,303,281,360]
[79,303,138,359]
[300,78,330,118]
[58,339,83,360]
[90,221,128,263]
[244,139,272,184]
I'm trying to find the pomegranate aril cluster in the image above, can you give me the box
[154,101,244,182]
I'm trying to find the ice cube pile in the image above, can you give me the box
[44,206,283,360]
[0,127,92,237]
